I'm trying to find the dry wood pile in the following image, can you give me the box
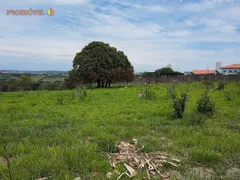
[106,141,181,179]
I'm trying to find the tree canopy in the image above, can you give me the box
[66,41,134,88]
[154,67,183,76]
[155,67,175,76]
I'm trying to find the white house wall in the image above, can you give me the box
[220,68,240,75]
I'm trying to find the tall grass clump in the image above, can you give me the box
[76,88,87,101]
[143,83,155,100]
[138,82,156,101]
[97,137,118,153]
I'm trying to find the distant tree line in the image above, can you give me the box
[0,75,66,92]
[0,42,188,92]
[142,67,183,78]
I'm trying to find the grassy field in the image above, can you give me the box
[0,82,239,180]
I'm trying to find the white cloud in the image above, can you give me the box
[0,0,240,71]
[179,0,235,12]
[1,0,89,6]
[53,0,88,5]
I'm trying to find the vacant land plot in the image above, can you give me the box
[0,82,239,179]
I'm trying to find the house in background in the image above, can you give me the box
[184,71,192,75]
[192,70,219,75]
[220,64,240,75]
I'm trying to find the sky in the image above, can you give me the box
[0,0,240,72]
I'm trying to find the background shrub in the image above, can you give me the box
[76,88,87,101]
[143,84,155,100]
[172,93,187,119]
[216,81,224,90]
[224,90,232,101]
[197,91,215,115]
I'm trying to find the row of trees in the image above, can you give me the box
[0,76,65,92]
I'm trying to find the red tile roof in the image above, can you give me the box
[221,64,240,69]
[192,70,217,75]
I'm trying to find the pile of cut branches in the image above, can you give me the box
[106,141,181,179]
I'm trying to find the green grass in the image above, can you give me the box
[0,82,239,179]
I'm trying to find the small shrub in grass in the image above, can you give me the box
[197,91,215,115]
[76,88,87,101]
[167,82,190,119]
[97,138,118,153]
[216,81,224,90]
[143,86,156,100]
[188,112,206,126]
[139,83,156,100]
[172,93,187,119]
[201,76,214,91]
[224,90,232,101]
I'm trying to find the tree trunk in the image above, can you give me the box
[101,81,105,88]
[96,80,100,88]
[105,80,108,88]
[108,80,111,88]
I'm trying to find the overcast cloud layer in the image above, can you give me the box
[0,0,240,72]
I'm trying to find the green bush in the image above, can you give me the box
[224,90,232,101]
[172,93,187,119]
[201,77,214,90]
[143,84,155,100]
[216,81,224,90]
[197,91,215,115]
[166,83,190,119]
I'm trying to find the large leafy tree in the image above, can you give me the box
[67,41,134,88]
